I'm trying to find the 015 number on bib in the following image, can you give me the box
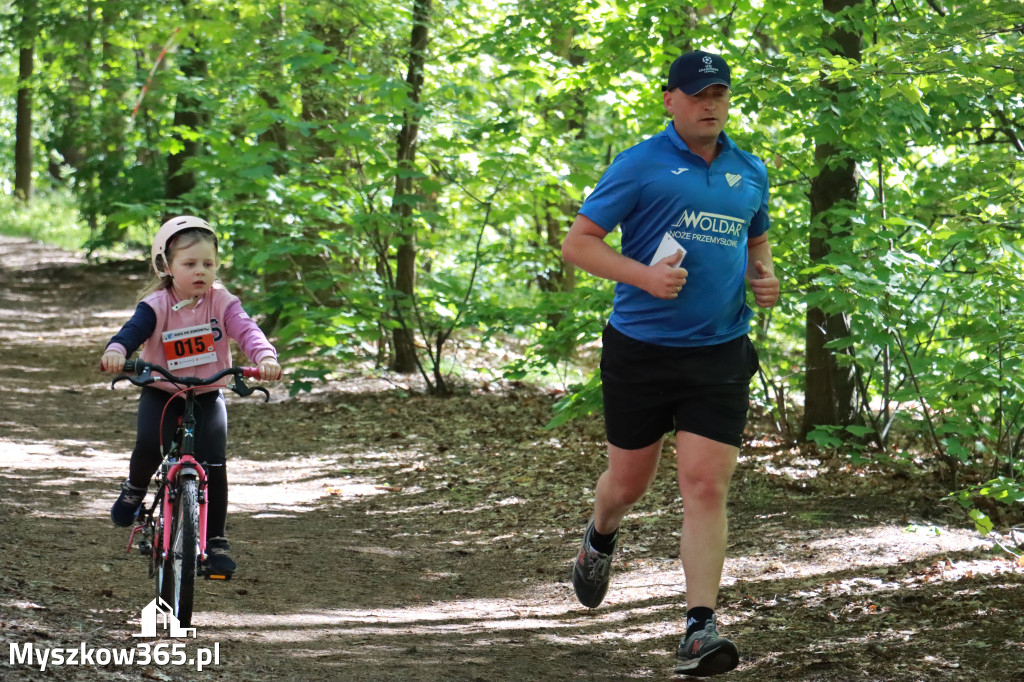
[162,323,217,370]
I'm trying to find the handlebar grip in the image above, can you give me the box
[123,359,145,374]
[241,367,261,379]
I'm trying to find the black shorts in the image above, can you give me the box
[600,324,760,450]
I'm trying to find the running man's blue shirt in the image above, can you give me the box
[579,123,770,347]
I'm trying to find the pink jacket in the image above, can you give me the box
[122,285,276,394]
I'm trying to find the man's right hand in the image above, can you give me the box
[563,215,689,299]
[647,250,688,299]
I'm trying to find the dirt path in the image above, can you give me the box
[1,234,1022,682]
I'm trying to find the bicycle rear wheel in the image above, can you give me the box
[159,477,199,627]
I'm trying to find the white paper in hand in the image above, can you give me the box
[649,232,686,267]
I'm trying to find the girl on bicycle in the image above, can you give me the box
[100,215,281,576]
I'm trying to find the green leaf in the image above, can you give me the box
[968,509,994,536]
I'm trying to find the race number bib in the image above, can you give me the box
[162,323,217,370]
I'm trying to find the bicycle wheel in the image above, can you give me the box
[159,477,199,627]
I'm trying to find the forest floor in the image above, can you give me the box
[0,234,1022,682]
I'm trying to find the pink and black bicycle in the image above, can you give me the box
[113,359,269,627]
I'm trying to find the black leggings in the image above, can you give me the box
[128,387,230,538]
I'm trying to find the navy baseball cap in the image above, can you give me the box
[662,51,731,95]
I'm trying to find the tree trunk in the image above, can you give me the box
[166,7,208,207]
[165,48,207,203]
[95,0,129,242]
[14,2,34,202]
[388,0,431,374]
[802,0,863,438]
[536,21,583,330]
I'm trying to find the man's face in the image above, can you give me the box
[663,84,730,146]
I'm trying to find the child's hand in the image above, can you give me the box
[100,350,126,374]
[258,358,282,381]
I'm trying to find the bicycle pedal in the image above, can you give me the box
[204,573,231,581]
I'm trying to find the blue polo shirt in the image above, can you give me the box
[579,123,769,347]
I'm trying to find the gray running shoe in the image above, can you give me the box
[110,479,147,527]
[674,614,739,677]
[571,519,617,608]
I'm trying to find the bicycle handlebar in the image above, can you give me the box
[112,359,270,401]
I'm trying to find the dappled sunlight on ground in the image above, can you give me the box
[3,236,1022,681]
[195,591,684,645]
[0,435,404,520]
[230,454,391,514]
[0,439,130,481]
[3,325,115,346]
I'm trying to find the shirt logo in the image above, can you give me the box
[671,168,690,175]
[725,173,742,187]
[672,210,745,236]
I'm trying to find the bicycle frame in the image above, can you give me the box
[161,396,209,567]
[116,360,269,625]
[161,457,208,565]
[126,394,209,567]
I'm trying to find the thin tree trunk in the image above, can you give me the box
[166,4,208,207]
[165,45,207,204]
[95,0,128,241]
[536,22,584,329]
[389,0,431,374]
[14,1,34,202]
[802,0,863,437]
[252,5,294,335]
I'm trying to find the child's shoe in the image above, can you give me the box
[110,479,147,527]
[203,536,237,576]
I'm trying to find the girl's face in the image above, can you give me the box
[165,238,218,301]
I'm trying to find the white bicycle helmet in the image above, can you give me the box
[151,215,216,275]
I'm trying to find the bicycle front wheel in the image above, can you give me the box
[159,476,199,627]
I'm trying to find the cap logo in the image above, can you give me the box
[699,56,719,74]
[664,51,731,94]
